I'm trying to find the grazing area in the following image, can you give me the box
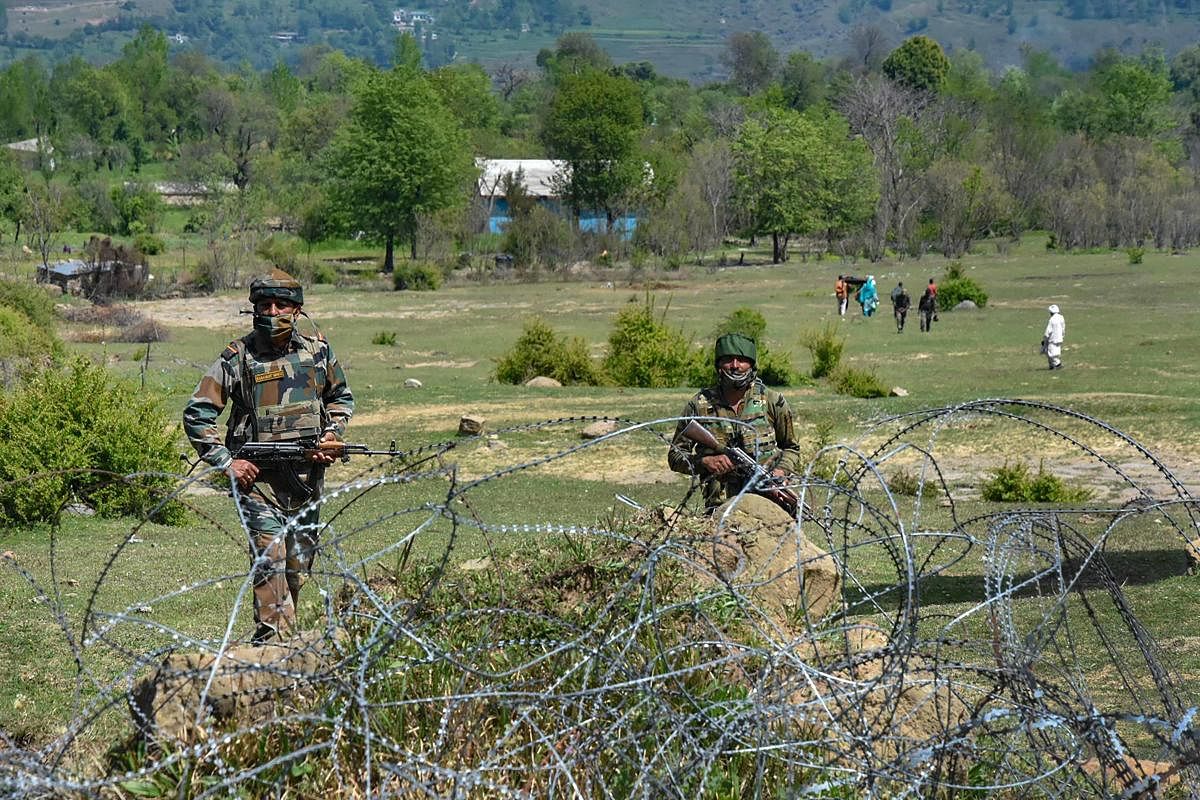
[2,238,1200,796]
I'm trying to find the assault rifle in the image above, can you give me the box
[681,420,799,517]
[233,438,404,465]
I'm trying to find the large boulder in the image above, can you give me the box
[458,414,486,436]
[709,494,841,625]
[129,631,341,745]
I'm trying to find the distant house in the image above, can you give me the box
[4,137,54,170]
[37,260,92,292]
[476,158,640,238]
[270,31,299,42]
[392,8,434,32]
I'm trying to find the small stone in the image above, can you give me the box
[952,299,978,311]
[524,376,562,388]
[133,605,153,614]
[404,378,423,389]
[458,414,486,436]
[580,420,619,439]
[486,439,508,450]
[889,387,909,397]
[459,557,492,572]
[64,503,95,517]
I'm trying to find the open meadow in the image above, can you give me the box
[3,236,1200,795]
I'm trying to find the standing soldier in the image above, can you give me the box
[890,281,911,333]
[1042,304,1065,370]
[835,275,849,317]
[183,269,354,643]
[667,333,801,513]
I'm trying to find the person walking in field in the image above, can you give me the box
[835,275,849,317]
[928,277,939,322]
[858,275,878,317]
[1042,304,1065,370]
[918,287,936,332]
[890,282,910,333]
[183,269,355,643]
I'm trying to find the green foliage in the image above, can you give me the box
[0,359,186,526]
[602,296,695,388]
[392,263,443,291]
[830,365,889,398]
[980,460,1094,503]
[0,278,61,343]
[709,307,799,386]
[493,318,602,386]
[888,469,921,496]
[1127,246,1145,264]
[882,35,951,91]
[0,306,58,364]
[937,271,989,310]
[110,182,162,236]
[371,331,397,346]
[255,235,299,272]
[309,262,338,285]
[802,323,845,379]
[133,233,165,255]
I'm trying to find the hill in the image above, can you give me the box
[1,0,1199,79]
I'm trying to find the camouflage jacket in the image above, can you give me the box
[667,381,800,508]
[183,329,354,470]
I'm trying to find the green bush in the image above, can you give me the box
[830,365,889,398]
[311,262,338,285]
[371,331,397,346]
[393,262,442,291]
[602,296,694,388]
[0,306,59,362]
[938,263,988,310]
[256,235,299,272]
[133,233,165,255]
[802,323,845,379]
[888,469,921,496]
[0,278,60,341]
[980,460,1094,503]
[0,359,187,526]
[1127,247,1144,265]
[494,318,602,386]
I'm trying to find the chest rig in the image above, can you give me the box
[224,333,328,452]
[694,382,778,465]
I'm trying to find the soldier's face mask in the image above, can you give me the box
[717,355,755,389]
[254,300,299,347]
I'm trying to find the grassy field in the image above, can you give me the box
[2,234,1200,783]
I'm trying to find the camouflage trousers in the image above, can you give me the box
[239,491,320,643]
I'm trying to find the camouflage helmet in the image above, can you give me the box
[714,332,757,365]
[248,269,303,306]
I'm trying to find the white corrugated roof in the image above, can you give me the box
[476,158,565,198]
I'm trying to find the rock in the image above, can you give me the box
[708,494,841,625]
[889,386,909,397]
[130,630,342,745]
[524,376,562,388]
[64,503,95,517]
[458,414,486,436]
[486,438,508,450]
[580,420,619,439]
[404,378,423,389]
[952,299,978,311]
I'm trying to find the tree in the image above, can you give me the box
[23,178,69,269]
[542,68,644,227]
[723,31,780,95]
[882,36,950,92]
[734,108,877,262]
[111,26,172,144]
[780,51,826,111]
[922,159,1013,256]
[1054,52,1173,140]
[324,67,473,271]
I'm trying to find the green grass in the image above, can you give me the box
[4,233,1200,776]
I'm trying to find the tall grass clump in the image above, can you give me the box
[802,323,845,379]
[0,359,187,526]
[938,262,988,310]
[980,460,1094,503]
[494,318,602,385]
[393,263,442,291]
[602,295,694,388]
[830,365,889,398]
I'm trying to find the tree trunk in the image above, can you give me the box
[384,233,395,273]
[772,232,790,264]
[410,234,417,261]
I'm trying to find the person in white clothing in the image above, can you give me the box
[1042,304,1065,370]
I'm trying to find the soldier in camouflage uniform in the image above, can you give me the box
[668,333,801,512]
[183,270,354,643]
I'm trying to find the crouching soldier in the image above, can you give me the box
[183,269,354,642]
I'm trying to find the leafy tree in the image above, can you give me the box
[723,31,780,95]
[1053,51,1172,139]
[111,26,172,145]
[734,108,877,262]
[542,68,644,227]
[324,66,473,271]
[780,51,826,111]
[430,62,501,141]
[882,35,950,92]
[538,32,612,78]
[0,154,24,243]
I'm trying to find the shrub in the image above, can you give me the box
[830,365,888,398]
[980,460,1094,503]
[256,235,299,273]
[311,262,338,285]
[0,278,61,341]
[0,359,187,526]
[372,331,397,346]
[602,296,694,388]
[494,318,602,386]
[888,469,921,496]
[115,319,169,343]
[0,306,59,362]
[937,265,988,310]
[1127,247,1144,265]
[802,323,845,379]
[133,233,165,255]
[694,307,800,387]
[393,262,442,291]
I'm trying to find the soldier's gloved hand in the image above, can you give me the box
[309,431,341,465]
[701,454,735,477]
[230,459,259,490]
